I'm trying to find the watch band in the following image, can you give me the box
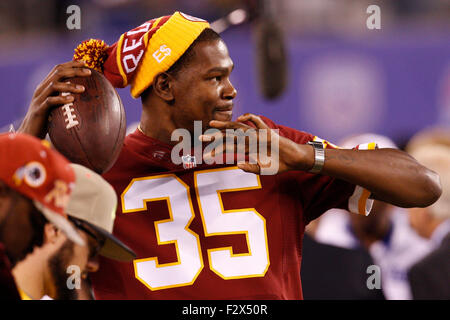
[307,141,325,173]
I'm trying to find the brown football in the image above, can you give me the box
[48,69,126,174]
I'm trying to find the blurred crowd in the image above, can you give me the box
[1,0,449,38]
[302,127,450,300]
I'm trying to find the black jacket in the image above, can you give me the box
[0,242,20,300]
[408,232,450,300]
[301,233,385,300]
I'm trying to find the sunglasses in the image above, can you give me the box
[67,216,105,259]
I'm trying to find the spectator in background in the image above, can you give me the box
[12,164,136,300]
[312,133,431,300]
[406,127,450,150]
[0,133,83,300]
[301,222,385,300]
[406,142,450,299]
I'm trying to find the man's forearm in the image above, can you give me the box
[303,147,441,208]
[17,110,48,139]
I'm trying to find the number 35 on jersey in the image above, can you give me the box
[121,167,270,291]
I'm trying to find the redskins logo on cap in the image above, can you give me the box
[24,161,47,188]
[13,161,47,188]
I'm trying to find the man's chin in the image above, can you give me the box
[212,110,233,122]
[49,240,78,300]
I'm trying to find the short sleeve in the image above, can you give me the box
[298,173,361,225]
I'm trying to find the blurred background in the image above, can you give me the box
[1,0,449,145]
[1,0,449,300]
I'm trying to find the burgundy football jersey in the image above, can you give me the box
[91,116,373,299]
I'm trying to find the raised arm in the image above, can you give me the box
[316,147,441,208]
[206,114,442,209]
[18,61,91,138]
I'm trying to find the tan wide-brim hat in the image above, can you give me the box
[67,164,136,261]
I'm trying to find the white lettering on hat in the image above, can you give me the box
[61,92,79,129]
[152,45,171,63]
[123,37,143,53]
[123,50,144,74]
[126,22,151,36]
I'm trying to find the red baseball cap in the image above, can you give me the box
[0,133,84,246]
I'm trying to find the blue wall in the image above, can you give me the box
[1,25,449,144]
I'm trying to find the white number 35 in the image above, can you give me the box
[121,167,270,291]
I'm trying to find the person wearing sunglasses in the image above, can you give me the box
[12,164,136,300]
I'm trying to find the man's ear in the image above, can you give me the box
[43,223,60,244]
[152,72,175,104]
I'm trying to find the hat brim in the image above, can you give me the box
[79,219,136,262]
[33,201,85,246]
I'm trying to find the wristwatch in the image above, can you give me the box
[307,141,325,173]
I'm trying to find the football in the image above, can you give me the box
[48,69,126,174]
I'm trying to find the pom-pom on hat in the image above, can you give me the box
[73,11,210,98]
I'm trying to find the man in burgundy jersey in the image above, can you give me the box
[19,12,441,299]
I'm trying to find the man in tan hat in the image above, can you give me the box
[12,164,135,300]
[406,143,450,299]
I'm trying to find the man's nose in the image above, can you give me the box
[224,79,237,100]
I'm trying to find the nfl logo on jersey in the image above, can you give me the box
[182,155,196,169]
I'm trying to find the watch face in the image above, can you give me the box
[308,141,323,147]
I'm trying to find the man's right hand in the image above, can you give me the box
[18,60,92,139]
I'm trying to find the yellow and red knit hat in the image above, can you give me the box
[73,12,210,98]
